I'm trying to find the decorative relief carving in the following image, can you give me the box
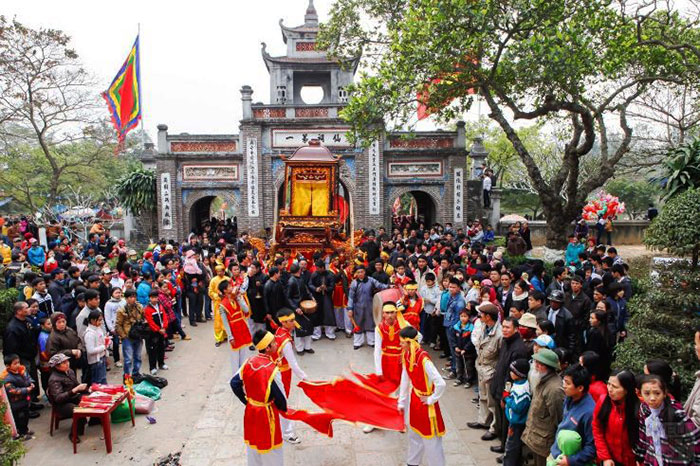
[171,141,237,152]
[253,108,286,119]
[295,107,328,118]
[388,161,443,178]
[388,137,453,149]
[182,164,239,181]
[296,42,317,51]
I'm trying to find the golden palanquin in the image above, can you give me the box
[275,139,343,248]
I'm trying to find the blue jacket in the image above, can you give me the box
[565,242,585,267]
[441,291,465,328]
[550,394,596,466]
[136,281,152,306]
[27,246,45,266]
[483,230,495,242]
[141,261,156,280]
[453,320,475,353]
[531,276,545,293]
[504,379,531,426]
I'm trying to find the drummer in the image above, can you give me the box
[286,264,315,355]
[347,265,390,350]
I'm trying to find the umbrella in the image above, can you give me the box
[499,214,527,223]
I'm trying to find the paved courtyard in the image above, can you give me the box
[178,337,497,466]
[21,322,500,466]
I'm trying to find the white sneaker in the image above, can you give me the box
[150,368,158,375]
[285,435,301,444]
[115,362,123,368]
[362,425,375,434]
[160,364,169,370]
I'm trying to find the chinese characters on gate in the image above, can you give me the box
[246,138,260,217]
[454,168,464,223]
[369,140,381,215]
[161,173,173,230]
[271,129,351,148]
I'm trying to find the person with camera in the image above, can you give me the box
[115,288,146,382]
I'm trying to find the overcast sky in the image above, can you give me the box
[2,0,346,139]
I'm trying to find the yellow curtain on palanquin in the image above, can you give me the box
[291,181,329,216]
[311,182,329,216]
[292,182,312,215]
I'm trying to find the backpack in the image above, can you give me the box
[128,321,151,340]
[141,373,168,388]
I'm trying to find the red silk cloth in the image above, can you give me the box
[298,378,405,432]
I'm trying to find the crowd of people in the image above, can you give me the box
[3,215,700,466]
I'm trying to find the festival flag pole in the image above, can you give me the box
[138,22,145,149]
[102,30,142,154]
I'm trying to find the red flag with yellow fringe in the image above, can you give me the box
[102,35,141,151]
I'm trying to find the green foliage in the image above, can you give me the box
[0,17,141,211]
[615,265,700,395]
[501,189,544,219]
[491,236,506,248]
[462,119,555,191]
[115,167,157,216]
[656,137,700,200]
[644,188,700,269]
[0,288,18,350]
[605,179,660,219]
[0,398,25,465]
[320,0,700,247]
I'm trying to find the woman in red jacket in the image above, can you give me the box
[592,369,638,466]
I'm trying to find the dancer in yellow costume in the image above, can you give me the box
[208,265,229,346]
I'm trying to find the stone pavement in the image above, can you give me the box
[179,338,499,466]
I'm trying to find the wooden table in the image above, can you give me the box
[71,391,135,454]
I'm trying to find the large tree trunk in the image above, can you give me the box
[544,216,570,249]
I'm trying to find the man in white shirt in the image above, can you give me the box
[482,168,493,208]
[398,326,446,466]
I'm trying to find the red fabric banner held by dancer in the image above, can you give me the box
[282,408,335,438]
[352,371,400,396]
[299,378,405,431]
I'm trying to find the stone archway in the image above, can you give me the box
[182,189,241,236]
[386,186,443,231]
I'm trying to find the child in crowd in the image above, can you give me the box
[503,358,531,466]
[37,316,52,395]
[419,272,440,347]
[84,309,109,384]
[549,364,596,465]
[453,308,476,388]
[635,374,700,464]
[144,289,169,375]
[2,354,35,440]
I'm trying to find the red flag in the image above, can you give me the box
[102,36,141,150]
[298,378,405,431]
[281,408,335,437]
[352,371,400,395]
[417,58,479,120]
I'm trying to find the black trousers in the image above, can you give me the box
[11,404,29,435]
[55,401,86,435]
[494,398,509,448]
[424,314,441,345]
[187,291,203,324]
[20,358,39,402]
[146,332,165,370]
[484,189,491,208]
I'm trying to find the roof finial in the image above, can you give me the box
[305,0,318,26]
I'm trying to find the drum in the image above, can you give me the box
[300,300,317,315]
